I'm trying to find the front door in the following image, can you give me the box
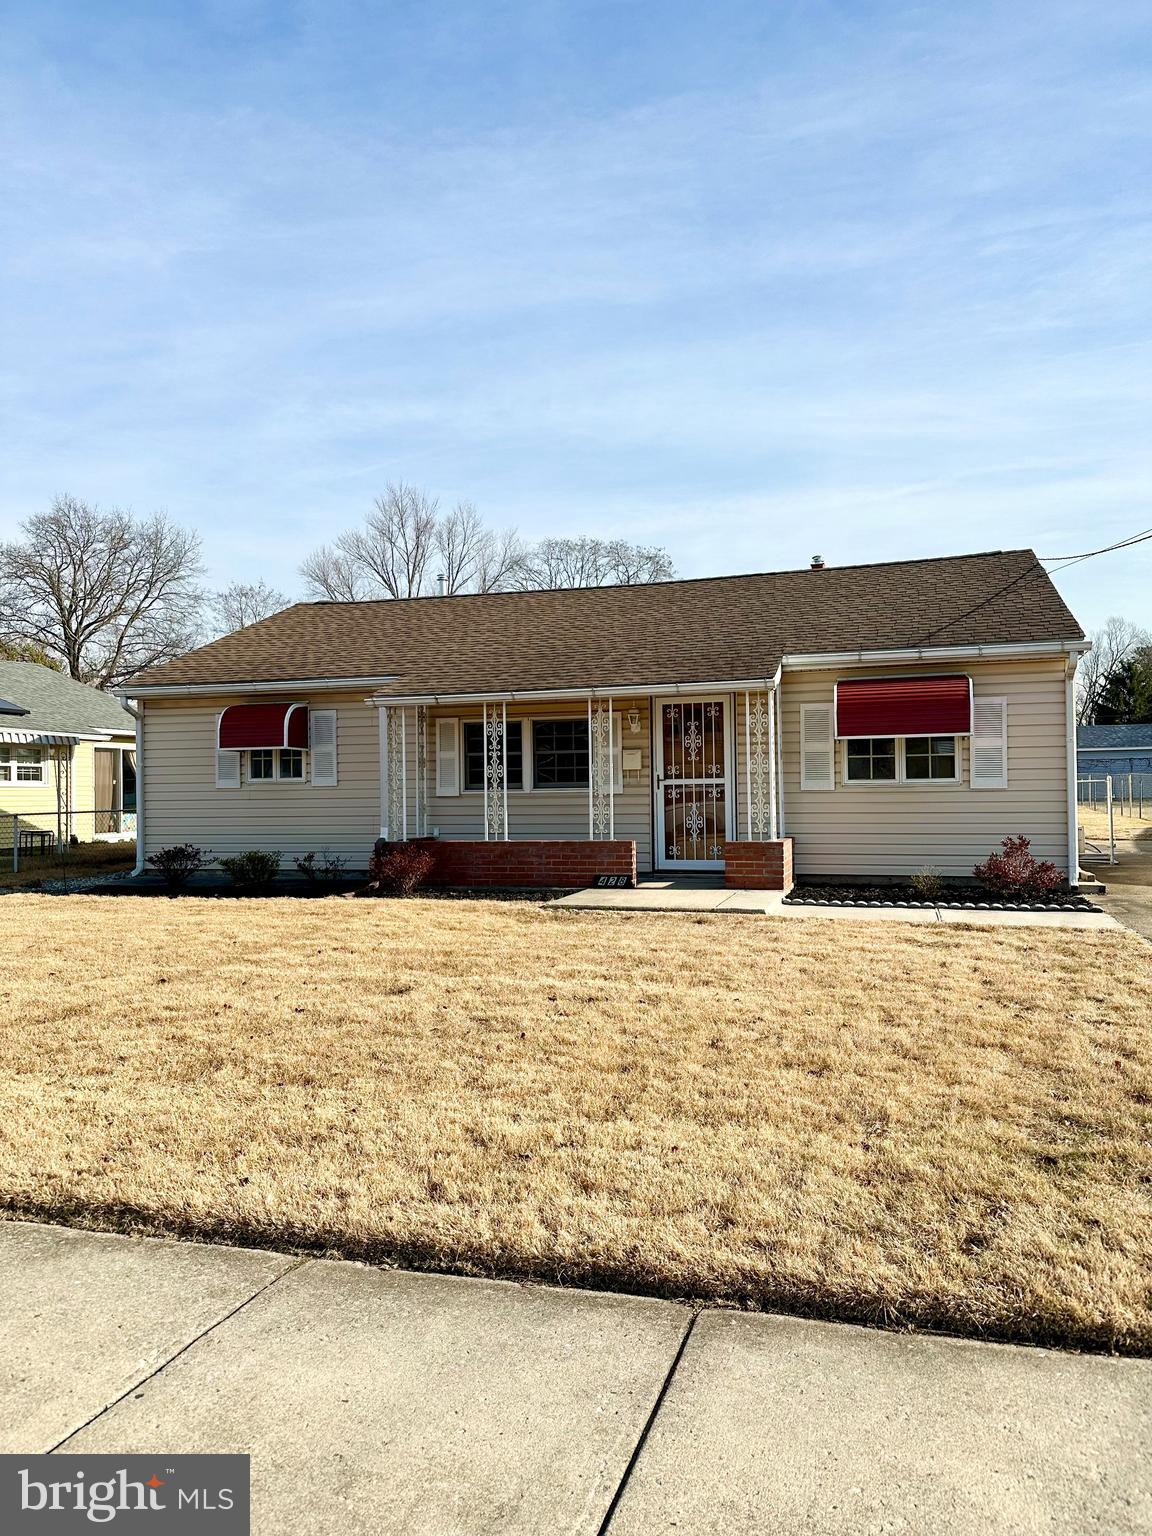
[654,697,733,870]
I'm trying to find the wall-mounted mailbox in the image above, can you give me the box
[622,748,643,772]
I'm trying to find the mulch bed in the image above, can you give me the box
[784,883,1102,913]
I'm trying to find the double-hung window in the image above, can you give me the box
[0,746,45,784]
[248,747,305,782]
[533,719,589,788]
[462,722,523,791]
[844,735,959,784]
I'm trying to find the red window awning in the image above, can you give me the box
[218,702,309,750]
[834,676,971,738]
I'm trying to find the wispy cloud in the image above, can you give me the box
[0,0,1149,627]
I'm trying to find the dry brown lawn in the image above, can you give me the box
[3,895,1151,1352]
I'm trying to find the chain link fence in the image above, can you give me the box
[1,808,137,887]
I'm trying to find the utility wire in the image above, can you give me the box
[1040,526,1152,573]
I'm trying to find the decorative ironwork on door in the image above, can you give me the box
[661,701,727,862]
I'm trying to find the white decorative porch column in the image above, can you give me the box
[588,697,615,839]
[743,690,777,840]
[415,704,428,836]
[482,701,509,840]
[380,705,408,840]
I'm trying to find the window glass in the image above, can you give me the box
[14,748,43,782]
[279,748,304,780]
[0,747,9,782]
[904,736,957,780]
[533,719,590,787]
[249,749,274,780]
[462,721,524,792]
[845,738,897,782]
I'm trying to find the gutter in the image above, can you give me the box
[780,639,1090,670]
[116,676,400,699]
[365,678,782,707]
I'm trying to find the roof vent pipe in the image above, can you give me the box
[436,574,447,597]
[810,555,825,570]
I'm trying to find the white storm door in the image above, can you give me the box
[654,697,733,870]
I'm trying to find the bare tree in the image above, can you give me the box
[299,546,377,602]
[472,525,529,593]
[515,536,675,589]
[436,503,527,594]
[0,495,203,686]
[342,482,440,599]
[300,484,673,601]
[210,580,291,637]
[1077,616,1152,723]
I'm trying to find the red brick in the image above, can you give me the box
[721,839,794,892]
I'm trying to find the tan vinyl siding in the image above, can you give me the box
[779,658,1071,877]
[425,698,654,871]
[140,693,381,867]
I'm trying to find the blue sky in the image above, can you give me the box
[1,0,1150,630]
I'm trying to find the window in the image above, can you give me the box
[843,736,960,784]
[0,746,45,784]
[533,719,589,788]
[462,721,523,791]
[903,735,957,781]
[248,748,305,782]
[845,737,897,782]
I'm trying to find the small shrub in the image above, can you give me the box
[294,848,349,885]
[219,849,281,892]
[909,866,944,902]
[365,841,435,896]
[146,843,213,892]
[973,835,1064,897]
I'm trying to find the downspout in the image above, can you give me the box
[128,702,145,875]
[773,681,785,838]
[1065,656,1080,888]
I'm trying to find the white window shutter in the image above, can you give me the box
[971,696,1008,789]
[310,709,338,786]
[435,718,461,795]
[800,703,835,790]
[216,749,241,788]
[612,711,624,793]
[520,719,533,791]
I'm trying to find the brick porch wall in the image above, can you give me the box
[406,837,637,889]
[722,838,794,891]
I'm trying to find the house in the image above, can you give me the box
[0,662,137,849]
[1077,725,1152,784]
[121,548,1087,889]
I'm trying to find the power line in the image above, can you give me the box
[1040,526,1152,573]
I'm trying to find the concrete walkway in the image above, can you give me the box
[551,878,1122,929]
[2,1222,1149,1534]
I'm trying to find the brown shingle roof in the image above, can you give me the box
[130,549,1083,695]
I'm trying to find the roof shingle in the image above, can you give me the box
[129,549,1083,696]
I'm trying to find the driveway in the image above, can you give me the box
[2,1221,1150,1534]
[1087,834,1152,942]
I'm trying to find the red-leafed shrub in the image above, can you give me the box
[973,835,1064,896]
[365,841,436,896]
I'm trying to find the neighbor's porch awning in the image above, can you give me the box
[834,675,972,738]
[218,702,309,749]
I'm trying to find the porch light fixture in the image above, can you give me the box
[626,708,641,733]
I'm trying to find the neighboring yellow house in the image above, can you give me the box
[0,662,136,853]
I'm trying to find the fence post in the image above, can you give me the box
[11,814,17,874]
[1106,774,1116,864]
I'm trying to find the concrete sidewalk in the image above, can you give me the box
[2,1222,1149,1534]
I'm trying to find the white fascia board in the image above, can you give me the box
[118,676,399,699]
[366,677,781,707]
[781,639,1090,671]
